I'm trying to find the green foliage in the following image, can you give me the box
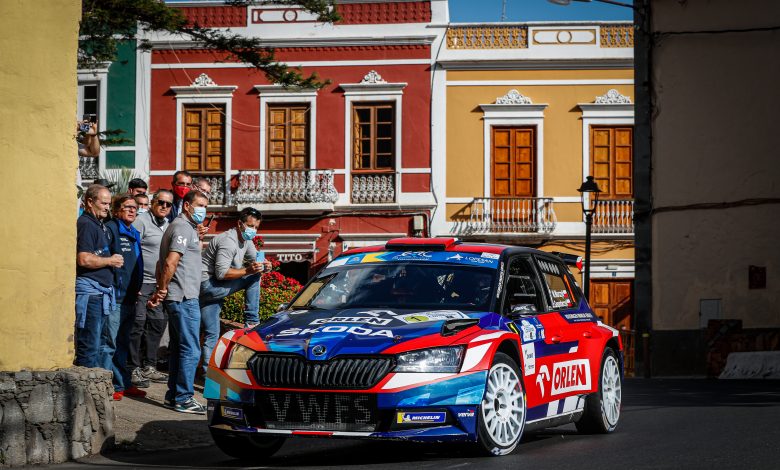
[99,167,143,195]
[79,0,338,88]
[221,269,303,323]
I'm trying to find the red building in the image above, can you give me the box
[144,1,445,283]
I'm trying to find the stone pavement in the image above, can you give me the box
[111,381,212,452]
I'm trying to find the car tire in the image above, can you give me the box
[576,348,622,434]
[476,352,526,456]
[210,428,285,460]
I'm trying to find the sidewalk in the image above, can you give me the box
[111,381,213,452]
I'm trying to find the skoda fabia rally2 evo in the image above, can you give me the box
[204,238,623,459]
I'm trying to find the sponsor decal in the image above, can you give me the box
[550,289,573,309]
[481,252,500,260]
[396,412,446,424]
[277,326,394,338]
[310,316,393,326]
[391,251,433,261]
[535,359,592,397]
[395,310,469,324]
[221,406,244,420]
[457,409,476,418]
[522,343,536,376]
[496,262,505,298]
[520,320,537,342]
[447,254,464,261]
[535,365,550,397]
[563,312,595,323]
[346,255,364,265]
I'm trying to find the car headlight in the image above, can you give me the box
[395,346,465,373]
[226,344,255,369]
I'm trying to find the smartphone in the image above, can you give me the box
[79,115,91,132]
[205,214,215,227]
[256,251,265,263]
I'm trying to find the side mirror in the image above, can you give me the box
[510,303,537,317]
[276,303,288,312]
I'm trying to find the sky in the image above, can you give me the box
[448,0,633,23]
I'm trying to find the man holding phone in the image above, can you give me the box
[198,207,271,376]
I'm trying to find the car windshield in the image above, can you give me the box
[291,262,495,311]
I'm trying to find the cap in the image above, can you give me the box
[93,178,116,189]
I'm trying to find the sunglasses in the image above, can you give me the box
[156,201,173,208]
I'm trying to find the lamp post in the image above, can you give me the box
[578,176,602,300]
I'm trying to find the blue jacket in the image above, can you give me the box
[107,219,143,304]
[74,277,115,328]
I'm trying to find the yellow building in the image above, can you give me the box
[430,22,635,369]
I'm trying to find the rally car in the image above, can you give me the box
[204,238,623,459]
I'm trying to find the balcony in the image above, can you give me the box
[234,169,338,214]
[593,199,634,234]
[456,197,557,237]
[78,156,99,182]
[351,172,396,204]
[192,175,230,206]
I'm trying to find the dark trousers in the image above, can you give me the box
[127,283,167,370]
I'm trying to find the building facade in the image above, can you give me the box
[433,21,636,371]
[138,0,446,283]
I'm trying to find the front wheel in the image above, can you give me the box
[576,348,622,434]
[476,352,526,456]
[210,428,285,460]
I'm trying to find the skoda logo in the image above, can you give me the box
[311,345,327,356]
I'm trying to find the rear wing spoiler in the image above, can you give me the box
[552,252,583,271]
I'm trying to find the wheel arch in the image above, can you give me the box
[495,339,522,371]
[604,337,624,378]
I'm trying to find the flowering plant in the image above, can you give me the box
[220,265,302,323]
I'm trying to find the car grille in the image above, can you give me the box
[256,392,378,432]
[249,354,395,390]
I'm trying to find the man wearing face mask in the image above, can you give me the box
[167,170,192,222]
[129,189,173,388]
[197,207,271,377]
[148,190,209,414]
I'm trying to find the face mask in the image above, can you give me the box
[190,206,206,224]
[137,208,148,215]
[173,185,190,199]
[241,226,257,241]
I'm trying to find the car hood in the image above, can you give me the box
[252,308,495,359]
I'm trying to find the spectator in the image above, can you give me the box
[77,119,100,158]
[104,195,146,401]
[134,193,150,215]
[199,207,271,376]
[148,190,209,414]
[128,178,148,197]
[129,190,174,387]
[75,184,123,367]
[193,178,212,204]
[167,170,193,222]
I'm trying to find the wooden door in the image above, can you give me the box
[590,279,633,330]
[267,105,308,170]
[491,127,535,198]
[591,126,633,199]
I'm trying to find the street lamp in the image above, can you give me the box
[548,0,637,9]
[578,176,602,300]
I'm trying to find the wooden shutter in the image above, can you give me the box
[591,126,633,198]
[352,103,394,171]
[491,127,535,197]
[267,105,309,170]
[183,105,225,173]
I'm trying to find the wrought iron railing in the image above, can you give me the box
[593,199,634,234]
[234,169,338,205]
[461,197,556,234]
[78,156,99,181]
[351,172,396,204]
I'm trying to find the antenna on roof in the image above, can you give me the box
[501,0,508,22]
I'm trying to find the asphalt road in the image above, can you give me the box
[47,379,780,469]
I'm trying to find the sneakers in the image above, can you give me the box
[123,386,147,398]
[141,365,168,383]
[172,398,207,414]
[131,368,151,388]
[112,391,123,401]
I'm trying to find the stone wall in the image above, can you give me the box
[0,368,114,467]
